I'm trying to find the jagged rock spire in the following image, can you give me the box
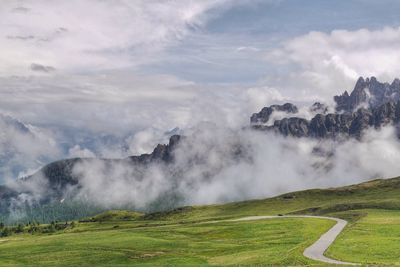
[334,76,400,112]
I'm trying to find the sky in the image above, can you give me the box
[2,0,400,180]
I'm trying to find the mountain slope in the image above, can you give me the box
[142,176,400,222]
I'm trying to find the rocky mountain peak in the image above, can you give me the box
[335,76,400,112]
[129,134,182,164]
[253,77,400,139]
[250,103,298,125]
[310,102,328,114]
[354,76,365,87]
[391,78,400,87]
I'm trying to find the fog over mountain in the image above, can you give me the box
[2,1,400,223]
[1,77,400,223]
[0,114,60,179]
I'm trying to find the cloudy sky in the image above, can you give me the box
[2,0,400,179]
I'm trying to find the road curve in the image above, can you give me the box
[230,215,356,265]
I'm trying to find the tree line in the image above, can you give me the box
[0,220,76,237]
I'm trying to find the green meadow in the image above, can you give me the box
[2,177,400,266]
[0,217,335,266]
[327,209,400,266]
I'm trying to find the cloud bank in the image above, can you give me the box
[0,115,61,180]
[265,27,400,101]
[1,0,231,76]
[66,124,400,211]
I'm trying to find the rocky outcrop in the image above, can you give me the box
[250,103,298,124]
[310,102,328,114]
[129,134,181,164]
[253,101,400,139]
[334,77,400,112]
[271,117,309,137]
[252,77,400,139]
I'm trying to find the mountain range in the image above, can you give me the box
[251,77,400,139]
[1,76,400,223]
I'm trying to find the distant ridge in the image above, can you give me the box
[251,77,400,139]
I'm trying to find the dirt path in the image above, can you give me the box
[230,215,356,265]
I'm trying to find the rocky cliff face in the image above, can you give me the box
[253,102,400,139]
[128,134,182,164]
[334,77,400,112]
[251,77,400,139]
[250,103,298,124]
[310,102,328,114]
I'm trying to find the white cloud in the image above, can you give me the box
[0,73,197,133]
[243,86,285,111]
[0,0,230,76]
[265,27,400,101]
[68,145,96,158]
[126,127,175,155]
[0,115,61,180]
[1,71,292,137]
[2,0,400,201]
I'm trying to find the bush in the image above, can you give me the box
[15,224,24,233]
[1,227,11,237]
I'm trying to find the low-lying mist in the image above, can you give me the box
[58,123,400,211]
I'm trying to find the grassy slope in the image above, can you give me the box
[1,177,400,266]
[326,209,400,266]
[144,176,400,222]
[0,218,334,266]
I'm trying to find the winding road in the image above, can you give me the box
[230,215,357,265]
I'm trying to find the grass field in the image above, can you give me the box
[1,177,400,266]
[326,209,400,266]
[0,217,335,266]
[142,176,400,222]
